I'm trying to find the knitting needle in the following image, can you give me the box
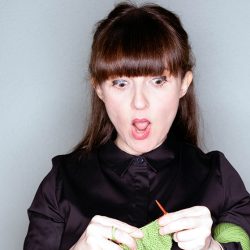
[155,200,168,215]
[156,200,174,238]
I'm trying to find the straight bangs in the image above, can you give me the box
[90,8,186,84]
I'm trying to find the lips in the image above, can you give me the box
[131,118,151,140]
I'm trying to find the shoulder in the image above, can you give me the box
[28,149,99,216]
[51,149,99,177]
[179,142,245,186]
[180,142,227,173]
[36,149,98,200]
[181,142,224,163]
[52,149,91,169]
[181,142,239,172]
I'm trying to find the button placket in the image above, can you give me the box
[136,156,145,164]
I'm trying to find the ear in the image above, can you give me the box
[90,77,105,101]
[95,84,105,101]
[179,71,193,98]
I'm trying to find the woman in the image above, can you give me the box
[24,2,250,250]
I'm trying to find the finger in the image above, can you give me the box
[173,227,211,242]
[86,223,137,250]
[91,215,143,238]
[78,234,102,250]
[159,217,201,235]
[158,206,210,226]
[94,236,123,250]
[83,235,102,250]
[112,227,138,250]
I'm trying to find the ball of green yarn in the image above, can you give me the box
[121,220,172,250]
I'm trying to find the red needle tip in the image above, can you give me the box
[155,200,168,215]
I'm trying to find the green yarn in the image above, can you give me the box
[121,220,172,250]
[213,223,250,250]
[120,221,250,250]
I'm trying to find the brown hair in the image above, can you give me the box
[74,2,198,152]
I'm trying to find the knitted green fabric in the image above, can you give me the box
[213,223,250,250]
[121,221,249,250]
[121,220,172,250]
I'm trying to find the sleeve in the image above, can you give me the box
[220,242,243,250]
[217,153,250,235]
[23,164,65,250]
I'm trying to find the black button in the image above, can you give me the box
[136,157,144,164]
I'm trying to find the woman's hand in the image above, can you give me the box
[70,215,143,250]
[158,206,221,250]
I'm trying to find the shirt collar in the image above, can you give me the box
[98,137,179,176]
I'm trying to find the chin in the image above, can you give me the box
[130,141,158,155]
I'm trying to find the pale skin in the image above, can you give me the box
[70,71,222,250]
[95,70,192,155]
[69,215,143,250]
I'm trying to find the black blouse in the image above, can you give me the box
[24,139,250,250]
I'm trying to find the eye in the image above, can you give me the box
[151,76,168,86]
[112,79,128,88]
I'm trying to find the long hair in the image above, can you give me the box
[74,2,198,152]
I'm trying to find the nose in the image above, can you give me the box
[131,86,149,110]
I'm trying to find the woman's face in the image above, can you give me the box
[96,70,192,155]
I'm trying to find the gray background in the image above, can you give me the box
[0,0,249,249]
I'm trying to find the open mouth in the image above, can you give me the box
[131,118,151,140]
